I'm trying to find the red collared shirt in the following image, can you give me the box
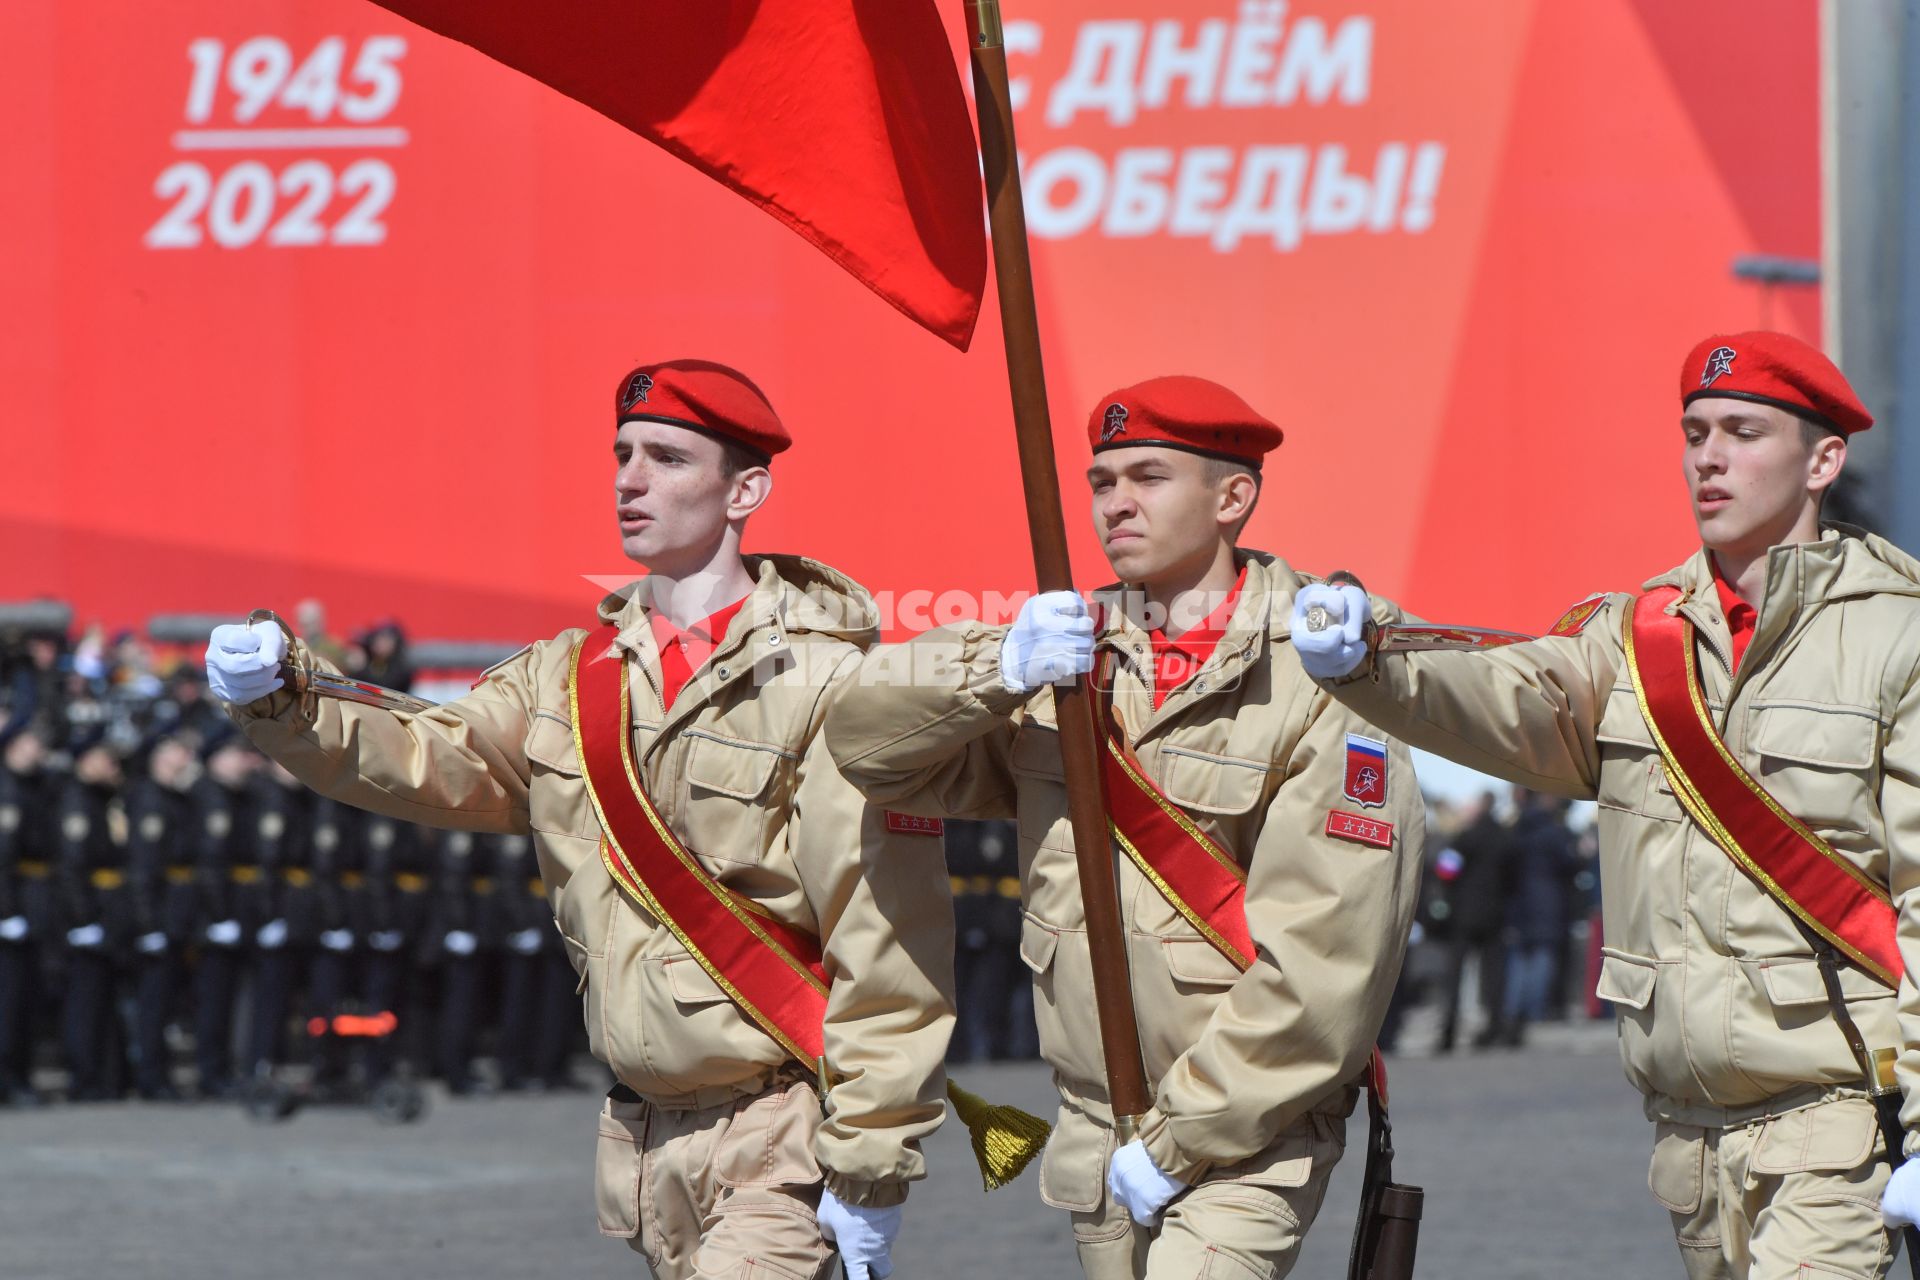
[648,595,748,710]
[1710,567,1757,673]
[1146,569,1246,709]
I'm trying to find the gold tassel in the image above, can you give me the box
[946,1079,1051,1192]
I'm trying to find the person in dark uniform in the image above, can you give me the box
[248,759,316,1077]
[124,731,199,1099]
[426,828,485,1095]
[362,811,431,1085]
[305,795,358,1085]
[943,819,1027,1063]
[490,831,551,1091]
[189,729,261,1097]
[57,729,131,1101]
[0,722,58,1105]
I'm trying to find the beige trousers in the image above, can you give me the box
[1066,1112,1346,1280]
[595,1078,835,1280]
[1650,1094,1894,1280]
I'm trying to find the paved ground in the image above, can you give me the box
[0,1021,1688,1280]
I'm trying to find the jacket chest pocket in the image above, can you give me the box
[1744,700,1881,836]
[680,731,791,866]
[1595,689,1685,825]
[1126,744,1265,939]
[524,711,602,845]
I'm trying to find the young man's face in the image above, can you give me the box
[613,420,765,571]
[1681,399,1844,558]
[1087,446,1253,586]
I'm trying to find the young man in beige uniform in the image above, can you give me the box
[826,376,1426,1279]
[203,360,953,1280]
[1295,332,1920,1279]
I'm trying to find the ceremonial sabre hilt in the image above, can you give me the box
[1304,570,1367,633]
[246,609,438,716]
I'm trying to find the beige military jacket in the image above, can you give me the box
[825,551,1425,1205]
[1329,527,1920,1138]
[230,555,954,1206]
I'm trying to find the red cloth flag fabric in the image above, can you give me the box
[370,0,986,348]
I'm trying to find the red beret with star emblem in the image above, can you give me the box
[1087,375,1284,468]
[614,359,792,461]
[1681,332,1873,436]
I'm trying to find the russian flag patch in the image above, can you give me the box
[1343,734,1388,808]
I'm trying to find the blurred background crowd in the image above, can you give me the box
[1,600,1601,1112]
[0,602,583,1111]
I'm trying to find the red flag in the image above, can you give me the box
[372,0,986,348]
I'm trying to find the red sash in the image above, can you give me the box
[1093,661,1254,971]
[569,631,831,1067]
[1625,589,1901,987]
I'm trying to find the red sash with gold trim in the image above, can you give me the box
[1625,588,1901,987]
[1092,660,1254,971]
[569,631,830,1067]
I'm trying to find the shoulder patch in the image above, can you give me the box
[313,825,340,852]
[63,813,89,841]
[139,813,165,841]
[368,821,395,850]
[205,810,232,839]
[258,811,285,840]
[1547,593,1610,638]
[1343,734,1389,809]
[885,811,945,837]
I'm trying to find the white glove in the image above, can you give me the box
[1290,582,1372,681]
[1108,1139,1187,1227]
[817,1188,901,1280]
[204,620,289,705]
[508,927,543,956]
[66,923,106,949]
[369,929,404,953]
[444,929,477,956]
[1885,1159,1920,1228]
[256,918,288,950]
[0,915,27,942]
[136,931,168,955]
[319,928,354,953]
[205,918,243,947]
[1000,591,1095,693]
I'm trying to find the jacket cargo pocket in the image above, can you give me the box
[1757,958,1830,1009]
[1596,948,1658,1011]
[595,1097,648,1238]
[1155,746,1268,817]
[1648,1122,1705,1214]
[1039,1101,1113,1213]
[1216,1111,1346,1190]
[1020,914,1059,975]
[1163,937,1243,990]
[665,955,733,1008]
[683,733,786,865]
[1010,724,1066,783]
[1752,1096,1880,1175]
[713,1079,823,1189]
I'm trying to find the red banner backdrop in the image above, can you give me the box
[1,1,1819,643]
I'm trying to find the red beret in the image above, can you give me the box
[1087,375,1283,468]
[614,359,791,461]
[1681,332,1872,436]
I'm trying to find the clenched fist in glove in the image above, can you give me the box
[1290,581,1372,681]
[1000,591,1096,694]
[205,620,288,705]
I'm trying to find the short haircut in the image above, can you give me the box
[1200,455,1262,540]
[718,437,769,478]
